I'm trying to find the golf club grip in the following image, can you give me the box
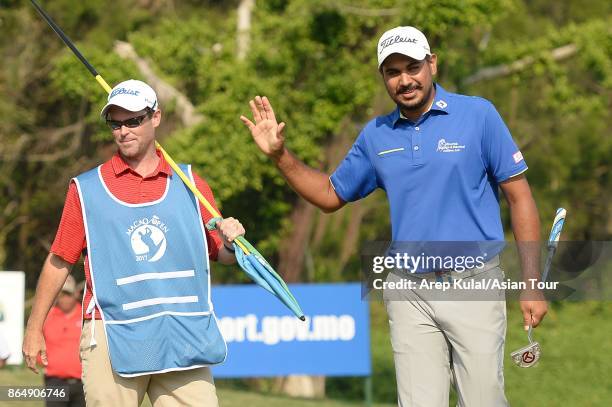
[542,208,567,282]
[547,208,567,249]
[30,0,99,77]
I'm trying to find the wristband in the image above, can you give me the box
[224,243,236,253]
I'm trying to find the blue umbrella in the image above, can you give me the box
[207,219,305,320]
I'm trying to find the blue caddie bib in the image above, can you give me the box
[74,164,226,377]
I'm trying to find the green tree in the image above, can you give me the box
[0,0,609,402]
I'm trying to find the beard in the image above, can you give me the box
[116,140,140,158]
[392,82,435,113]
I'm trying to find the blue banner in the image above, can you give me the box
[211,283,370,378]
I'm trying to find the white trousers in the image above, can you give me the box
[384,265,509,407]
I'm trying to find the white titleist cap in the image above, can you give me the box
[377,26,431,68]
[61,274,76,294]
[101,79,158,117]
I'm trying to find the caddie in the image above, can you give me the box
[23,79,243,406]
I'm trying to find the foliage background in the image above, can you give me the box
[0,0,610,404]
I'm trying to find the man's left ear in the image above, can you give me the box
[152,109,162,128]
[428,54,438,76]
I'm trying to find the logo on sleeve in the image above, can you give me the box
[126,215,168,262]
[513,151,524,164]
[436,138,465,153]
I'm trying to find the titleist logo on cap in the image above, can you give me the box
[110,87,141,98]
[379,35,418,54]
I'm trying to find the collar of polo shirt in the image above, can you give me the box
[394,83,450,126]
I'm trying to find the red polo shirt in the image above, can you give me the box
[42,303,83,379]
[50,150,223,319]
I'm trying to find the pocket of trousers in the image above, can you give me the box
[79,320,92,356]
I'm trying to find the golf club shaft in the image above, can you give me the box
[541,247,555,283]
[30,0,95,75]
[514,209,567,367]
[30,0,250,254]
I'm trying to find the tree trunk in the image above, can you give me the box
[113,41,204,128]
[236,0,255,61]
[463,43,577,85]
[273,375,326,398]
[277,198,317,283]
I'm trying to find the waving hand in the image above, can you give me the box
[240,96,286,160]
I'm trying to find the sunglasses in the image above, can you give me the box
[106,112,151,130]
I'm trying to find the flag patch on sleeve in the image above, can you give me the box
[513,151,524,164]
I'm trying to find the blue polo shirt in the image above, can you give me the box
[330,84,527,242]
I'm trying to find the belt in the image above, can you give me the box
[408,255,500,282]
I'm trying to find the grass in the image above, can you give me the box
[1,301,610,406]
[366,300,612,406]
[504,301,611,406]
[0,365,393,407]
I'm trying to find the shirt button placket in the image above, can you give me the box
[139,177,146,199]
[412,125,423,163]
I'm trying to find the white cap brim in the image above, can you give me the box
[100,94,151,117]
[378,44,429,68]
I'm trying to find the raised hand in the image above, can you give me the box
[240,96,286,160]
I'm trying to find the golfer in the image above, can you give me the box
[23,79,243,406]
[241,26,547,406]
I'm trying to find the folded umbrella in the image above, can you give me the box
[207,219,305,320]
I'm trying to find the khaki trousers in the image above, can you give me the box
[80,320,219,407]
[384,265,509,407]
